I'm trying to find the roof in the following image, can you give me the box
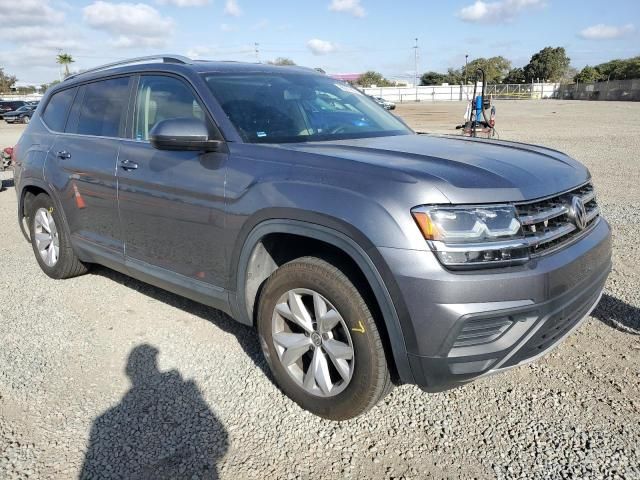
[59,55,321,88]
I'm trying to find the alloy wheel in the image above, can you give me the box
[271,288,355,397]
[34,207,60,267]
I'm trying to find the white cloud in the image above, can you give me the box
[157,0,210,6]
[220,23,235,32]
[328,0,365,17]
[224,0,242,16]
[0,0,64,26]
[156,0,211,8]
[307,39,338,55]
[83,1,174,48]
[579,24,635,40]
[458,0,544,24]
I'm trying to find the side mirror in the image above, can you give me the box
[149,118,222,152]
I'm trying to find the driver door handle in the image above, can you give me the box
[119,159,138,171]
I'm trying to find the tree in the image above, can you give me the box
[466,56,511,84]
[444,68,463,84]
[267,57,296,66]
[523,47,570,82]
[574,66,603,83]
[420,71,447,85]
[502,67,526,84]
[595,56,640,80]
[56,52,75,78]
[357,71,393,87]
[0,67,17,92]
[40,80,61,92]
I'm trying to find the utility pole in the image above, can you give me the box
[414,38,418,102]
[254,42,260,63]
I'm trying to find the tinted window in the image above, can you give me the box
[42,89,76,131]
[203,73,411,143]
[134,75,205,141]
[77,77,130,137]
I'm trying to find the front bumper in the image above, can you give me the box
[379,217,612,391]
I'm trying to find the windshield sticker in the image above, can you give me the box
[257,131,267,138]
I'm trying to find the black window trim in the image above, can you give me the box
[40,86,79,133]
[126,71,224,143]
[63,74,134,140]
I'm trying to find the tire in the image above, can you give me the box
[28,193,88,279]
[23,116,30,124]
[257,256,392,420]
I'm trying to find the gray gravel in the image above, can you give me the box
[1,101,639,479]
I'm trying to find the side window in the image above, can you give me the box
[76,77,130,137]
[42,88,76,132]
[134,75,205,141]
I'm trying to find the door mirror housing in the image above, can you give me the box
[149,118,222,152]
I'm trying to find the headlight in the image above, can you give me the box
[412,205,530,269]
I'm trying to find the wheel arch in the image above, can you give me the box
[232,217,415,384]
[18,179,70,244]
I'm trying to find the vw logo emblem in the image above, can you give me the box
[570,196,588,230]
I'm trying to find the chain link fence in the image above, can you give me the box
[556,79,640,101]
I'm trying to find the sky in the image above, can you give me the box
[1,0,639,85]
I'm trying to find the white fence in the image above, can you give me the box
[363,83,561,102]
[0,93,44,102]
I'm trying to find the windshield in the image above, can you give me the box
[203,72,411,143]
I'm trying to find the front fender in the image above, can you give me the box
[231,218,416,385]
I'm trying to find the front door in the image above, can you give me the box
[117,74,228,287]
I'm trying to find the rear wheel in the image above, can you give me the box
[23,116,30,124]
[257,256,392,420]
[28,194,88,279]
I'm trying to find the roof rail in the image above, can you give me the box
[64,54,192,81]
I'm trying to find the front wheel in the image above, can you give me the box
[23,116,30,124]
[257,256,392,420]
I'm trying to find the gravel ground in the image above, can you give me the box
[1,101,639,480]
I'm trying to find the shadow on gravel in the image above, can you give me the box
[91,266,273,381]
[592,293,640,335]
[79,344,229,479]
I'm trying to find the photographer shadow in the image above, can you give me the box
[79,344,229,480]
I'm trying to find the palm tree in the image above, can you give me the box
[56,53,75,78]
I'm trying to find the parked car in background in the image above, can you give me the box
[371,96,396,110]
[0,100,27,119]
[13,55,612,420]
[3,105,36,124]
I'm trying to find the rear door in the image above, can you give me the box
[117,74,228,287]
[45,76,132,258]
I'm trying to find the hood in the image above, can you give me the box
[274,133,590,203]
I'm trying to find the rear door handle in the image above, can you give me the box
[119,159,138,171]
[56,151,71,159]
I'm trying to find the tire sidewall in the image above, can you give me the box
[258,260,384,419]
[29,195,70,278]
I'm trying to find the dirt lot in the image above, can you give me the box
[1,101,639,479]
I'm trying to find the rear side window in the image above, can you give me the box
[42,89,76,131]
[133,75,205,141]
[76,77,130,137]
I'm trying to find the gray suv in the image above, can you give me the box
[13,55,612,420]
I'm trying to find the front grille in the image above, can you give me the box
[516,183,599,257]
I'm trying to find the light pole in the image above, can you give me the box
[464,54,468,85]
[464,54,469,99]
[414,38,419,102]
